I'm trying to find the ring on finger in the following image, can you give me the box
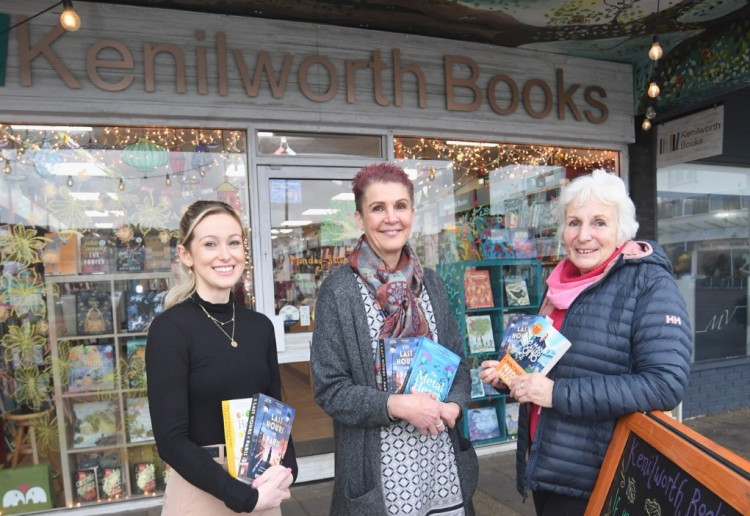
[436,422,445,429]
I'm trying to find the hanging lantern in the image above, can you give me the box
[122,138,169,173]
[169,146,186,175]
[32,138,62,178]
[217,181,241,212]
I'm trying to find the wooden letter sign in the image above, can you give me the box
[585,411,749,516]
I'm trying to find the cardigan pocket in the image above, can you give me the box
[344,479,384,515]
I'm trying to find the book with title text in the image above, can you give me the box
[376,337,421,394]
[401,337,461,402]
[236,394,295,483]
[494,314,571,386]
[222,397,257,478]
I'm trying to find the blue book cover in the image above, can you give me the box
[237,394,295,482]
[495,314,571,385]
[402,337,461,402]
[382,337,421,394]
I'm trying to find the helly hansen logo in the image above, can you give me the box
[665,315,682,325]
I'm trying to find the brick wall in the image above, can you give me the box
[682,356,750,418]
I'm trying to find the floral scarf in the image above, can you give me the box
[348,235,432,339]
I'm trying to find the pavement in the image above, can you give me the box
[107,407,750,516]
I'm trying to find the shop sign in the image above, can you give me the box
[657,106,724,168]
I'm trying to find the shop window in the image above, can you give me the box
[0,123,250,507]
[657,163,750,362]
[393,137,620,272]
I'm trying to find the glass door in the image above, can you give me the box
[256,165,362,478]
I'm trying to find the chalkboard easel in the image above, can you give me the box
[585,411,749,515]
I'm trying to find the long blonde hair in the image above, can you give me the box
[163,200,246,310]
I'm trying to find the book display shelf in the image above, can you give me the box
[437,259,542,446]
[45,272,172,507]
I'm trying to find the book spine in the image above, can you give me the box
[377,338,388,392]
[237,395,260,483]
[495,354,526,385]
[222,400,238,478]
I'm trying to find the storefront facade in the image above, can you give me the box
[0,0,745,513]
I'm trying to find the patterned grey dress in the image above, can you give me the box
[357,277,465,516]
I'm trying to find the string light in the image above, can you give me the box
[648,39,663,61]
[118,177,125,191]
[647,81,661,98]
[642,119,652,131]
[645,106,657,120]
[165,174,172,186]
[3,160,10,174]
[60,0,81,31]
[0,0,82,37]
[66,175,74,186]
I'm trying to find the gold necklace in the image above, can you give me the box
[199,303,237,348]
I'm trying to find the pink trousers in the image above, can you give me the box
[161,455,283,516]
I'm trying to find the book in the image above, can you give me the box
[470,368,485,399]
[468,406,502,441]
[126,397,153,443]
[74,468,99,502]
[126,290,166,333]
[100,466,123,499]
[465,314,496,354]
[237,394,295,482]
[505,402,520,438]
[494,314,572,386]
[222,397,257,478]
[377,337,421,394]
[68,343,116,392]
[126,338,147,389]
[115,245,146,272]
[464,269,494,309]
[79,235,110,275]
[144,234,173,272]
[76,291,114,335]
[504,276,530,307]
[401,337,461,402]
[72,400,119,449]
[133,462,157,495]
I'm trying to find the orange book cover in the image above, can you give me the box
[464,269,494,309]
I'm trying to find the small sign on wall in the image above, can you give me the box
[657,106,724,168]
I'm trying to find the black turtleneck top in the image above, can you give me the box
[146,294,297,512]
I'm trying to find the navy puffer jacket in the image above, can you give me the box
[516,240,692,500]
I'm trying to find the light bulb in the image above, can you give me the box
[165,174,172,186]
[646,106,657,119]
[60,1,81,31]
[647,81,661,98]
[642,119,652,131]
[67,175,74,186]
[3,160,10,174]
[118,178,125,191]
[648,41,663,61]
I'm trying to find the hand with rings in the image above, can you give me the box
[435,421,445,431]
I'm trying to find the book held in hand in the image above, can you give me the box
[464,269,494,309]
[237,394,295,483]
[222,397,257,478]
[494,314,571,386]
[470,368,486,399]
[465,314,496,354]
[376,337,421,394]
[402,337,461,402]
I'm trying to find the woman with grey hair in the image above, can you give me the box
[480,169,692,516]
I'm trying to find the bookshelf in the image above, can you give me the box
[45,272,172,506]
[437,259,542,445]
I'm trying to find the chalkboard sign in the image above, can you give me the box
[585,411,749,516]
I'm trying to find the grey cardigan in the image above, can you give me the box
[311,264,478,515]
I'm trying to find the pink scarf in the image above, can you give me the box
[545,244,627,309]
